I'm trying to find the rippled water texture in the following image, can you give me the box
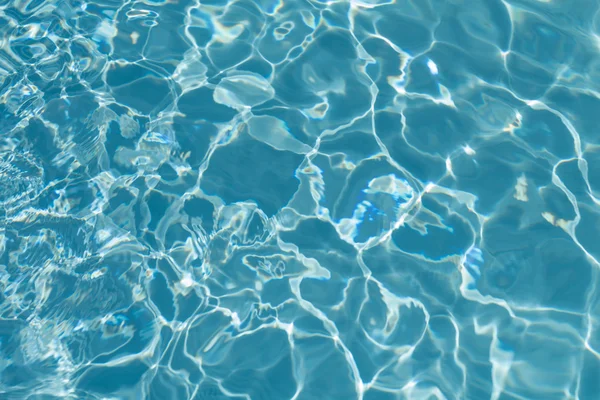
[1,0,600,398]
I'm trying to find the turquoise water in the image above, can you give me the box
[1,0,600,398]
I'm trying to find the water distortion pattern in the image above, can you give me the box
[1,0,600,399]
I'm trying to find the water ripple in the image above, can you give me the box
[1,0,600,399]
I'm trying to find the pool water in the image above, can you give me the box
[1,0,600,399]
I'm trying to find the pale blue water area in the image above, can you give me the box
[1,0,600,398]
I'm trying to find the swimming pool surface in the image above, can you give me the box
[1,0,600,399]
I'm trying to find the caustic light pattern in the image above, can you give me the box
[1,0,600,399]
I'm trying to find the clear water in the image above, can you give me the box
[1,0,600,399]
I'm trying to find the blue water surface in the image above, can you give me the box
[1,0,600,398]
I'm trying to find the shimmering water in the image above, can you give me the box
[1,0,600,398]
